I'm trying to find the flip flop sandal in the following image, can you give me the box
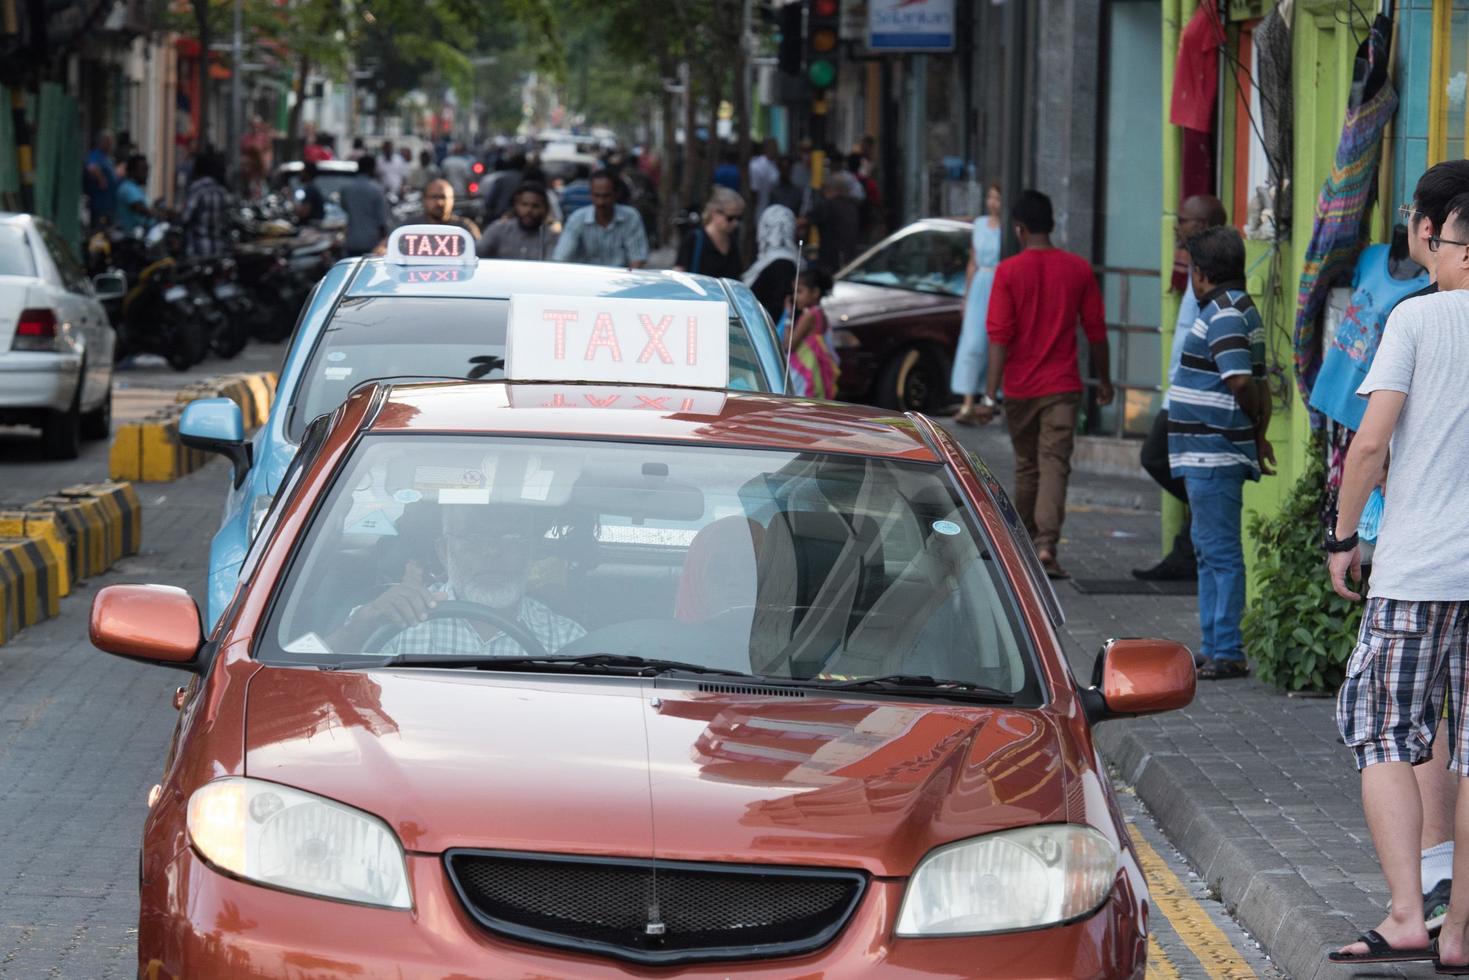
[953,408,978,426]
[1327,930,1436,964]
[1439,963,1469,976]
[1196,658,1249,681]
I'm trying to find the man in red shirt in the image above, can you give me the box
[976,190,1113,579]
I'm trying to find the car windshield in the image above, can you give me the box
[287,297,770,441]
[0,226,35,277]
[261,435,1038,700]
[840,227,971,297]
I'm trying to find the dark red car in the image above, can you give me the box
[829,218,972,413]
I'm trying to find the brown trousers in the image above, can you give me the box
[1004,391,1081,553]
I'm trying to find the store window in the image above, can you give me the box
[1430,0,1469,163]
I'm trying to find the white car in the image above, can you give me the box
[0,213,123,458]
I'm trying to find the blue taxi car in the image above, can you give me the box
[182,225,787,629]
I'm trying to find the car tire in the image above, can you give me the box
[81,381,112,440]
[41,385,82,460]
[876,347,950,414]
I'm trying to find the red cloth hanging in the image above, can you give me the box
[1171,4,1225,133]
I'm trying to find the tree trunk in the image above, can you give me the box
[286,52,311,153]
[194,0,211,151]
[659,58,678,244]
[679,63,696,220]
[732,27,752,257]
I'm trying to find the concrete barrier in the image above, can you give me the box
[110,370,277,483]
[0,481,141,647]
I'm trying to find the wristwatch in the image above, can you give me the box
[980,395,998,409]
[1323,525,1359,553]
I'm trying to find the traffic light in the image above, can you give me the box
[805,0,839,91]
[776,1,803,76]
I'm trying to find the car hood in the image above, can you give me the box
[243,669,1071,876]
[827,280,962,323]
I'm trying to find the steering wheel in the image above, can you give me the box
[364,600,550,659]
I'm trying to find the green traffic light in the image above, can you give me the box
[808,59,836,89]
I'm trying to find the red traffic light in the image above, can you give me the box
[812,0,838,16]
[468,182,479,194]
[472,162,485,175]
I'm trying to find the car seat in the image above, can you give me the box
[749,510,885,678]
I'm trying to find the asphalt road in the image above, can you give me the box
[0,347,1281,979]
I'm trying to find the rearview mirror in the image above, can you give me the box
[1082,638,1196,725]
[90,584,203,670]
[92,271,126,302]
[180,398,252,489]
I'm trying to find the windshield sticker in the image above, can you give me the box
[414,465,491,489]
[393,488,423,504]
[283,632,332,654]
[346,509,398,536]
[327,351,347,362]
[324,366,353,381]
[440,487,491,505]
[932,520,962,536]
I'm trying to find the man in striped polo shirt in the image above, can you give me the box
[1167,226,1274,681]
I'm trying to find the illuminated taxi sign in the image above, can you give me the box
[505,293,729,389]
[507,384,726,416]
[384,224,478,266]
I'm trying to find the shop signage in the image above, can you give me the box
[868,0,954,52]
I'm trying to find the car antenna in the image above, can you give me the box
[783,238,805,394]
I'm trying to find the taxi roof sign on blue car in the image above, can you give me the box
[384,225,478,266]
[504,293,729,389]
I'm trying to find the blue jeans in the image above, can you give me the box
[1184,472,1247,663]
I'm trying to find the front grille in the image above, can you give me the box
[445,850,865,964]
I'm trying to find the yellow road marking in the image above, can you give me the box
[1148,936,1182,980]
[1130,826,1258,979]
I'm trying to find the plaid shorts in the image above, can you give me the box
[1337,597,1469,774]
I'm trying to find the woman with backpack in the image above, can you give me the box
[674,187,745,278]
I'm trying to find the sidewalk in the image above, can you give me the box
[942,420,1405,980]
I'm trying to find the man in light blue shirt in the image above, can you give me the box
[553,171,648,268]
[1133,195,1226,582]
[115,155,155,234]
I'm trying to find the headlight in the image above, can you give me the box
[187,777,412,909]
[895,825,1118,936]
[248,492,274,540]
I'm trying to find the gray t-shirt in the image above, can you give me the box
[339,176,388,255]
[1358,289,1469,599]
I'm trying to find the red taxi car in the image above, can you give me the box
[93,296,1194,978]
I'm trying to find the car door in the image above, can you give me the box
[38,222,112,409]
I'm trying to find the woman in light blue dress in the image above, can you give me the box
[952,184,1003,424]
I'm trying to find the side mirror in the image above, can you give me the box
[1082,638,1196,725]
[90,584,203,670]
[92,270,126,302]
[180,398,253,489]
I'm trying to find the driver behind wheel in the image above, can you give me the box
[331,504,585,656]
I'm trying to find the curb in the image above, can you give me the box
[1096,723,1350,980]
[110,371,277,483]
[0,481,141,647]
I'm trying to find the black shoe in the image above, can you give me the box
[1131,554,1198,581]
[1428,879,1451,936]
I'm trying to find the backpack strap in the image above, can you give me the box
[691,227,705,273]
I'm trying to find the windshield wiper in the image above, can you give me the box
[802,674,1015,703]
[328,652,751,677]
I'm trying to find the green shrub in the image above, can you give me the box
[1241,434,1362,692]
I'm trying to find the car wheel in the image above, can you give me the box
[41,385,82,460]
[81,382,112,440]
[876,347,950,413]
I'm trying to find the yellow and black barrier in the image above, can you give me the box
[110,371,277,483]
[0,481,140,647]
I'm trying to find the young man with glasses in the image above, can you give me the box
[1330,191,1469,968]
